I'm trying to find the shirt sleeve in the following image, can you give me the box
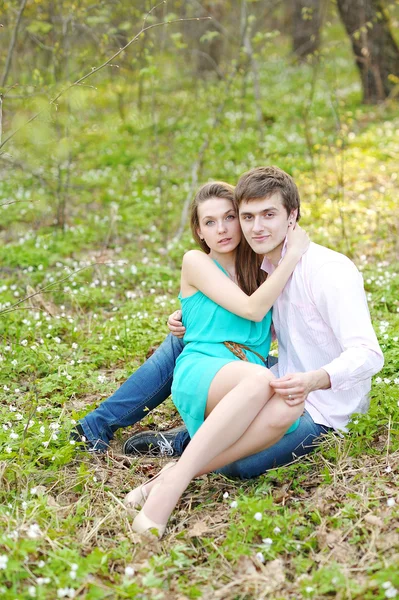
[310,260,384,392]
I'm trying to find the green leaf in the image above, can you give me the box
[26,20,53,35]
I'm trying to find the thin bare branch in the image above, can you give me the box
[0,15,210,151]
[0,262,103,316]
[1,0,28,88]
[0,199,30,208]
[0,94,2,146]
[172,64,238,244]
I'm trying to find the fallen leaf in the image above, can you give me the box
[261,558,285,592]
[235,555,257,576]
[187,519,210,537]
[364,513,384,528]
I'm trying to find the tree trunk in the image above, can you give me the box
[292,0,322,60]
[196,0,225,77]
[336,0,399,104]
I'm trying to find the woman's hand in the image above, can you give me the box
[286,224,310,259]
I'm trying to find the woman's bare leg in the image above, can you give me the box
[141,393,303,496]
[198,394,304,473]
[134,362,278,526]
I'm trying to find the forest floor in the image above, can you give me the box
[1,33,399,599]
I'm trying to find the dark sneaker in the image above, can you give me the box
[123,425,186,457]
[70,423,88,446]
[70,424,108,452]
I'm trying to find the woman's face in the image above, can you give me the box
[197,198,242,254]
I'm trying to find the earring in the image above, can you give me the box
[289,221,293,225]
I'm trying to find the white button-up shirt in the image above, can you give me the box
[262,242,384,431]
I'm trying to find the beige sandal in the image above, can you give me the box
[124,462,175,510]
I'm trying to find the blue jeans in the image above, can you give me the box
[80,334,184,451]
[79,334,331,476]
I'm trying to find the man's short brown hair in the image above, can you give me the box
[234,166,301,220]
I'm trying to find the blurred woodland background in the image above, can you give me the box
[0,2,399,599]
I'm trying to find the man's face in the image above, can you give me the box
[239,192,295,260]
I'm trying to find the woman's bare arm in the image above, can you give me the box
[182,226,309,322]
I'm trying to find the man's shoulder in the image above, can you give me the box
[300,243,363,297]
[304,242,357,272]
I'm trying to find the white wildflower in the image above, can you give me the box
[57,588,75,598]
[223,492,229,499]
[255,552,265,563]
[124,566,135,577]
[254,512,263,521]
[0,555,8,569]
[230,500,238,508]
[262,537,273,548]
[27,523,42,539]
[387,498,396,508]
[383,582,398,598]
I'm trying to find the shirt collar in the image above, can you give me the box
[261,237,288,274]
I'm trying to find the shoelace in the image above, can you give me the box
[157,433,175,456]
[89,438,109,452]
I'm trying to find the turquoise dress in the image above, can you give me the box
[172,261,297,439]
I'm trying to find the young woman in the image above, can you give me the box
[125,181,309,536]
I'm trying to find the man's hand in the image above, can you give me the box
[167,310,186,339]
[269,369,331,406]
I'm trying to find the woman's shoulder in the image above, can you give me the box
[182,249,210,267]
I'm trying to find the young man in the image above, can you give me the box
[74,167,383,478]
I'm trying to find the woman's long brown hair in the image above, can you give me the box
[190,182,267,296]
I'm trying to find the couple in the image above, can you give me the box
[74,166,383,537]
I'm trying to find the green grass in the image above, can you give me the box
[1,19,399,599]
